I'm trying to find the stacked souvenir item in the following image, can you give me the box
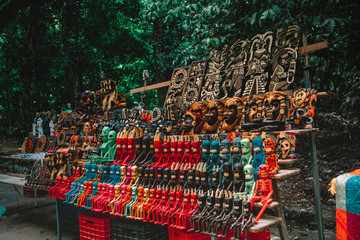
[21,25,326,238]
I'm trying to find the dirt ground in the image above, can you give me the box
[0,183,337,240]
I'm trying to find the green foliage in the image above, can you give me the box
[0,0,359,135]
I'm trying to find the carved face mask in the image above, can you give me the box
[182,113,196,133]
[263,91,287,120]
[294,90,307,106]
[232,137,242,153]
[241,139,251,154]
[259,164,270,178]
[101,127,110,142]
[204,100,224,132]
[205,106,218,126]
[108,130,117,145]
[210,141,220,155]
[279,139,291,159]
[224,105,237,123]
[220,139,231,155]
[252,137,263,153]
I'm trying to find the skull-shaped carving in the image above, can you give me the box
[243,95,264,123]
[259,164,270,179]
[278,139,290,159]
[131,166,138,180]
[276,132,296,159]
[263,91,287,121]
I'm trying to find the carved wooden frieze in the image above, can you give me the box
[200,46,229,101]
[221,39,250,99]
[163,66,190,120]
[164,66,190,109]
[270,25,301,91]
[182,60,207,109]
[243,32,273,96]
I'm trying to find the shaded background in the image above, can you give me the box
[0,0,360,234]
[0,0,359,136]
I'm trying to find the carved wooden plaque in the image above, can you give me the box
[221,39,250,99]
[243,31,274,96]
[163,66,190,110]
[182,60,207,109]
[200,46,229,101]
[270,25,301,91]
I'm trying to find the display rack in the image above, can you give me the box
[125,40,329,240]
[50,36,330,240]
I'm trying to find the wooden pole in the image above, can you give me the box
[302,33,325,240]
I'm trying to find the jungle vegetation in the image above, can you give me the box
[0,0,359,136]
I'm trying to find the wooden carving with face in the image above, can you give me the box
[203,100,224,133]
[243,95,264,123]
[181,112,196,135]
[222,97,244,132]
[190,101,207,133]
[287,88,317,128]
[263,91,287,121]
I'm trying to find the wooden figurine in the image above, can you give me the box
[264,138,279,177]
[250,164,274,223]
[222,97,244,132]
[240,139,252,166]
[37,117,44,137]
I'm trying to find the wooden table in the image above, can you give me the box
[0,173,39,206]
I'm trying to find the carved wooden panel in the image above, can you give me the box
[243,32,273,96]
[182,60,207,109]
[270,25,301,91]
[221,39,250,99]
[200,46,230,101]
[163,66,190,118]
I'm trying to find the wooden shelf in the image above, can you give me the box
[215,128,319,140]
[1,156,39,162]
[284,128,319,135]
[0,174,26,187]
[130,81,171,94]
[248,215,282,233]
[278,158,298,165]
[253,201,279,209]
[278,158,299,169]
[272,168,300,180]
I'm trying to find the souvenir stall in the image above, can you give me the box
[20,25,334,240]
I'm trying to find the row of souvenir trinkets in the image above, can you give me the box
[48,133,293,238]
